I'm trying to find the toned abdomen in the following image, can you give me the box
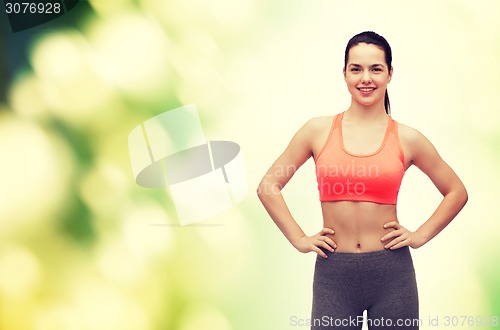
[321,201,398,252]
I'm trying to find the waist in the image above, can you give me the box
[321,201,398,252]
[318,245,411,262]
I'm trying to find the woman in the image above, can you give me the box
[257,31,468,329]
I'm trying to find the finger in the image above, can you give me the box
[381,229,404,242]
[318,240,335,252]
[383,221,399,229]
[313,246,328,259]
[320,236,338,249]
[384,233,408,249]
[384,239,398,249]
[320,228,335,235]
[389,240,410,250]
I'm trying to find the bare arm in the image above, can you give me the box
[257,119,336,258]
[383,127,468,249]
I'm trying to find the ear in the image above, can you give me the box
[388,66,393,83]
[343,67,346,81]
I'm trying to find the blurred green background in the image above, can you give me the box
[1,0,499,329]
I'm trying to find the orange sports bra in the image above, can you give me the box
[315,112,406,205]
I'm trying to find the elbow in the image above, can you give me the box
[256,182,264,200]
[458,178,468,207]
[452,183,468,209]
[461,186,468,207]
[256,179,282,200]
[443,183,468,211]
[256,180,268,201]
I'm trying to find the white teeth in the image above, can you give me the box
[359,88,374,92]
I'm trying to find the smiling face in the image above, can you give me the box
[343,42,393,109]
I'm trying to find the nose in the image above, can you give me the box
[361,71,372,84]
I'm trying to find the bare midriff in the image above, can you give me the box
[322,201,398,253]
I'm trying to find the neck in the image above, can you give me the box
[346,99,388,122]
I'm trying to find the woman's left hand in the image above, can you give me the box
[381,221,427,250]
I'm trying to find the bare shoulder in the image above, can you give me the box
[293,115,334,142]
[395,121,432,148]
[272,116,335,173]
[300,115,336,157]
[305,115,335,140]
[303,116,334,132]
[395,120,440,165]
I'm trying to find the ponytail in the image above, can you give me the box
[384,90,390,115]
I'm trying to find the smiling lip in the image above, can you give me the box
[357,87,376,95]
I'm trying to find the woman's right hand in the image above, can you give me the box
[293,228,337,258]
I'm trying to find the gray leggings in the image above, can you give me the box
[311,247,419,330]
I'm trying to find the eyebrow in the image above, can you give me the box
[348,63,385,68]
